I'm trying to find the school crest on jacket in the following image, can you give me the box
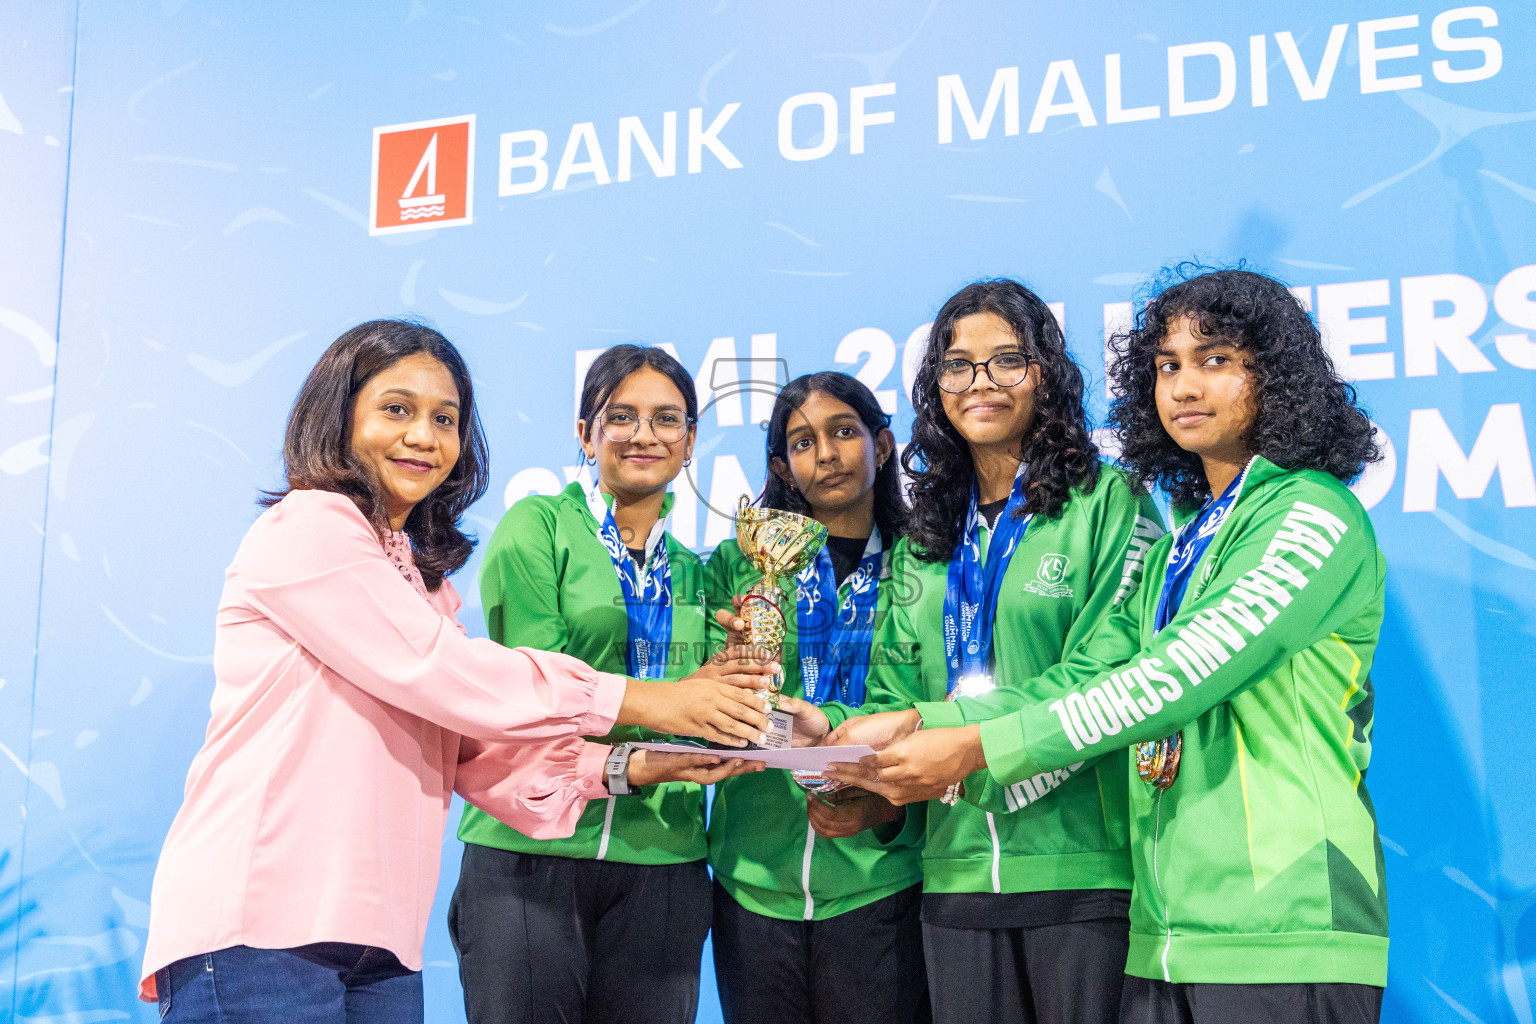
[1023,553,1073,599]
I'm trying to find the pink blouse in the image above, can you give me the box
[139,489,627,1000]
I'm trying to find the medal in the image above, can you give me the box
[1136,733,1182,790]
[1142,460,1253,789]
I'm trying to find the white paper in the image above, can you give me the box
[635,742,875,772]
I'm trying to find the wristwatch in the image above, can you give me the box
[606,742,638,796]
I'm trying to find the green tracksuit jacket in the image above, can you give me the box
[704,539,925,921]
[922,457,1389,985]
[457,482,710,864]
[824,465,1166,896]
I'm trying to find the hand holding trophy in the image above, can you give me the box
[731,495,828,750]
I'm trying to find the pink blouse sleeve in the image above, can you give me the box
[434,577,469,634]
[236,490,626,743]
[454,737,611,839]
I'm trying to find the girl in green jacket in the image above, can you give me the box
[836,268,1389,1024]
[705,371,928,1024]
[450,345,772,1024]
[817,280,1165,1024]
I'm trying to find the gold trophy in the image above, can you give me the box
[732,495,828,750]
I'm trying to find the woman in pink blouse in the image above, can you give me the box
[140,320,774,1023]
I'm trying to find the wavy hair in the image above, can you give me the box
[1107,264,1380,512]
[904,279,1100,561]
[759,371,907,543]
[263,319,489,590]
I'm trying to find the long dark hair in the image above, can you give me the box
[759,371,907,543]
[263,319,489,590]
[577,344,699,448]
[904,279,1100,561]
[1108,264,1381,512]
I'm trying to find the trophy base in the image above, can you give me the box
[751,707,794,750]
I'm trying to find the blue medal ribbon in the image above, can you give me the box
[1154,462,1250,633]
[942,469,1032,695]
[589,487,673,680]
[795,532,883,706]
[1139,460,1252,790]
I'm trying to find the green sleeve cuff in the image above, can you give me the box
[820,701,855,730]
[961,765,992,803]
[979,714,1044,787]
[873,800,926,849]
[915,701,964,729]
[870,813,904,845]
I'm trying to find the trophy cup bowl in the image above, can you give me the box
[733,496,828,752]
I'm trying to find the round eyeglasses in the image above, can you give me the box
[599,410,693,444]
[937,353,1033,393]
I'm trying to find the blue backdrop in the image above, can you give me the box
[3,2,1534,1021]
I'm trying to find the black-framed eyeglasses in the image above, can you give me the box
[599,409,693,444]
[937,352,1033,393]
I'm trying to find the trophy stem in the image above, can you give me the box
[740,574,793,749]
[731,495,829,752]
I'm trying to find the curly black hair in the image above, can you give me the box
[1107,264,1380,512]
[904,279,1100,561]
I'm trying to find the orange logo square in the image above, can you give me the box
[370,115,475,235]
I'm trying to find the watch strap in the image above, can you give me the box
[605,742,636,796]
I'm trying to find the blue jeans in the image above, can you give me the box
[156,943,424,1023]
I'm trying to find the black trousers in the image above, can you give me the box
[1120,976,1384,1024]
[448,844,712,1024]
[711,880,930,1024]
[921,916,1129,1024]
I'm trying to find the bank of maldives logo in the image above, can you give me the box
[370,115,475,235]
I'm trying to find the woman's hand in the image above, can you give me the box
[819,708,922,751]
[618,649,779,747]
[776,695,830,747]
[626,749,765,787]
[697,643,782,689]
[822,724,987,805]
[805,789,903,839]
[712,594,750,647]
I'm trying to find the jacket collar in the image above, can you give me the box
[563,479,675,573]
[561,478,676,522]
[1169,454,1285,530]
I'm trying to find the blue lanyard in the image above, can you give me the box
[794,532,883,706]
[589,488,673,679]
[1154,465,1248,633]
[942,470,1031,694]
